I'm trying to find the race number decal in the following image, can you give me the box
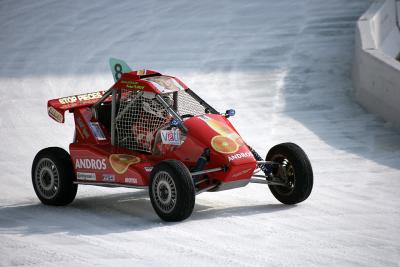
[114,64,122,81]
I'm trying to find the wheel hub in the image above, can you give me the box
[35,158,60,199]
[40,168,54,190]
[158,181,171,203]
[271,155,296,195]
[152,171,177,213]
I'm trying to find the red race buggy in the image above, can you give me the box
[32,58,313,221]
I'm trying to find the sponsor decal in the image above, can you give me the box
[160,129,181,145]
[59,95,77,104]
[211,135,239,154]
[228,152,253,162]
[126,84,145,90]
[75,158,107,170]
[102,174,115,182]
[121,80,138,85]
[136,69,147,76]
[232,168,253,177]
[77,172,96,181]
[143,76,184,93]
[109,154,141,174]
[77,92,103,101]
[58,91,104,104]
[144,166,153,172]
[121,80,145,90]
[47,106,63,123]
[89,122,106,141]
[125,177,138,184]
[212,118,243,143]
[199,116,244,153]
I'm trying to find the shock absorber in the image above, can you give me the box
[191,148,211,184]
[192,148,210,173]
[247,145,271,176]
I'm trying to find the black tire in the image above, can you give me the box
[149,160,195,222]
[266,143,313,205]
[31,147,77,206]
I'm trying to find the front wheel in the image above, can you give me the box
[149,160,195,222]
[31,147,77,206]
[266,143,313,205]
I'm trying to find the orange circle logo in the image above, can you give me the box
[207,119,233,136]
[206,118,244,146]
[211,135,239,154]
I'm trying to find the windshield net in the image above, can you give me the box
[169,90,206,116]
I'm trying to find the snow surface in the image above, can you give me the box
[1,0,400,266]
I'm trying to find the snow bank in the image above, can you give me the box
[353,0,400,129]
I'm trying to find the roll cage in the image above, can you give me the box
[92,87,219,151]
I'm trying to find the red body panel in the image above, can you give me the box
[48,69,257,189]
[70,144,154,186]
[155,114,256,182]
[69,107,256,187]
[70,107,154,187]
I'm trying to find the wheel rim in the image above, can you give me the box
[152,171,177,213]
[34,158,60,199]
[271,154,296,195]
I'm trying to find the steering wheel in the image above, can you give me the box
[181,114,194,119]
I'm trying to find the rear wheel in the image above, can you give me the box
[266,143,313,204]
[149,160,195,222]
[32,147,77,206]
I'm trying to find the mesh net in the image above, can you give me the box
[115,90,207,153]
[115,90,169,152]
[170,90,206,116]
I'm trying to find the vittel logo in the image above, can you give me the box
[228,152,253,162]
[75,158,107,170]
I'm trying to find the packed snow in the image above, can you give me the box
[1,0,400,266]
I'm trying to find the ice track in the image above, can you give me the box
[1,0,400,266]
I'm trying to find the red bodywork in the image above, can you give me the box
[47,70,257,191]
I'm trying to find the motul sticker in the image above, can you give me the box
[77,172,96,181]
[160,129,180,145]
[125,177,138,184]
